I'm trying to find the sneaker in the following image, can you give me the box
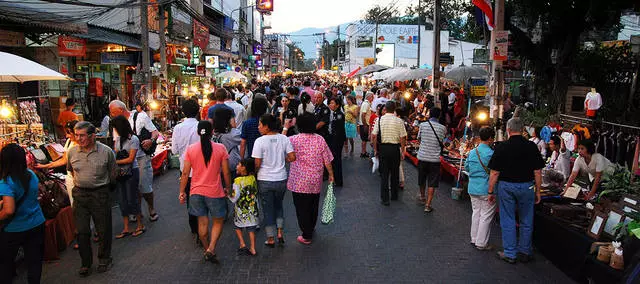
[204,251,219,264]
[517,252,534,263]
[475,244,494,251]
[496,251,517,264]
[424,206,433,213]
[297,236,312,245]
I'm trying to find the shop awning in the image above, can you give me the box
[0,3,87,34]
[73,25,141,49]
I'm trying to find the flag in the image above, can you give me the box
[321,57,325,69]
[472,0,494,31]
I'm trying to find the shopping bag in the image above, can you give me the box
[321,183,336,225]
[371,156,379,173]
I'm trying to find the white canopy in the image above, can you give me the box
[0,52,70,83]
[215,71,247,81]
[383,67,432,82]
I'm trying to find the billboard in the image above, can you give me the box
[205,56,219,68]
[375,43,394,68]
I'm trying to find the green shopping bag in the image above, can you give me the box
[321,183,336,225]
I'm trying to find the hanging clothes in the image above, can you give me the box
[572,124,591,140]
[561,132,576,152]
[540,126,553,143]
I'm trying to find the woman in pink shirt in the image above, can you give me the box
[179,121,231,264]
[286,113,334,245]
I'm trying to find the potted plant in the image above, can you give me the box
[599,165,640,202]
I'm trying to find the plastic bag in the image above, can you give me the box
[321,183,336,224]
[371,156,379,173]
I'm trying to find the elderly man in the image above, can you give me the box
[371,88,389,112]
[372,101,407,206]
[109,100,160,222]
[359,92,374,158]
[67,121,116,276]
[488,118,545,264]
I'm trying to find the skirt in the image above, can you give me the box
[345,122,357,138]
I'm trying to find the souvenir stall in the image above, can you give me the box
[527,114,640,283]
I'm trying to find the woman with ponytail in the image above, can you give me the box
[179,121,231,264]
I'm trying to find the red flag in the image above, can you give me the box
[472,0,494,30]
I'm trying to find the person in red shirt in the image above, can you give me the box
[57,98,78,129]
[201,92,217,121]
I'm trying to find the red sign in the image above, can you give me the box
[193,20,209,50]
[58,36,86,57]
[196,66,205,77]
[257,0,273,13]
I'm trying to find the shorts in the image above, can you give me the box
[234,225,258,232]
[345,122,357,138]
[418,161,441,188]
[137,155,154,194]
[359,125,369,141]
[188,194,227,218]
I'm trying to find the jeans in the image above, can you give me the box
[137,155,154,194]
[470,195,497,247]
[379,144,400,202]
[258,180,287,238]
[498,181,535,258]
[0,223,44,284]
[73,186,113,268]
[292,192,320,240]
[117,170,141,216]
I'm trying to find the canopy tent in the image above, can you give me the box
[215,71,247,81]
[383,67,433,82]
[0,52,71,83]
[354,64,390,76]
[369,68,397,80]
[444,65,489,84]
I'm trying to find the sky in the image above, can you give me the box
[269,0,413,33]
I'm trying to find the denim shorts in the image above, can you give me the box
[234,225,257,232]
[188,195,227,218]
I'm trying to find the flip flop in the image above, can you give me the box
[132,227,146,237]
[115,231,132,239]
[149,213,159,222]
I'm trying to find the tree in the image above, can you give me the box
[404,0,485,43]
[364,4,400,24]
[505,0,636,112]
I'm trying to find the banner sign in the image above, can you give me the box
[100,53,137,65]
[58,36,86,57]
[470,78,487,97]
[205,55,219,68]
[193,20,209,50]
[196,66,205,76]
[492,31,508,61]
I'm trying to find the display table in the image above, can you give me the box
[403,152,461,178]
[44,206,75,261]
[152,147,170,175]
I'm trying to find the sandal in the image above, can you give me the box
[424,206,433,213]
[149,213,159,222]
[264,240,275,248]
[237,247,250,256]
[78,267,91,277]
[115,231,132,239]
[132,227,146,237]
[204,251,219,263]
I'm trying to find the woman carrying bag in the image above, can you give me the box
[111,115,145,238]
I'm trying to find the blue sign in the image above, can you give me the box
[100,52,137,65]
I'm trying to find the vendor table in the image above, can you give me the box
[403,152,461,178]
[43,206,75,261]
[152,147,170,175]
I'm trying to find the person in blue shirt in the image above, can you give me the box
[0,143,46,283]
[464,127,496,251]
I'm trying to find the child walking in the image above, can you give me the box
[228,158,259,256]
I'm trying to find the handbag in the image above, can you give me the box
[30,148,49,164]
[475,147,490,175]
[115,149,133,181]
[427,120,445,155]
[321,183,336,225]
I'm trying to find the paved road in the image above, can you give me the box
[18,148,574,283]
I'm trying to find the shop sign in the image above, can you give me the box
[182,65,197,75]
[193,20,209,50]
[255,59,263,68]
[192,46,201,65]
[256,0,274,13]
[253,44,262,55]
[470,78,487,97]
[205,56,219,68]
[100,52,137,65]
[492,30,508,61]
[234,66,242,72]
[207,34,221,51]
[58,36,86,57]
[0,30,25,47]
[168,46,190,65]
[196,66,205,76]
[473,48,489,63]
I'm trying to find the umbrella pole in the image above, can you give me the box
[455,95,472,188]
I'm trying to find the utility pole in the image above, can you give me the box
[140,0,150,101]
[158,4,167,81]
[490,0,505,140]
[337,25,341,78]
[373,21,379,63]
[416,0,421,68]
[431,0,441,105]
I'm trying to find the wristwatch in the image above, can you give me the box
[488,192,495,195]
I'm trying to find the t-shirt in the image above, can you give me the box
[549,149,572,179]
[417,119,446,162]
[184,142,229,198]
[128,111,157,158]
[240,117,261,157]
[0,170,45,232]
[488,135,546,183]
[57,110,78,127]
[114,135,140,169]
[224,101,246,130]
[360,100,372,126]
[371,97,389,112]
[448,92,456,106]
[201,101,216,120]
[208,103,235,121]
[572,153,614,182]
[228,175,259,228]
[252,134,294,181]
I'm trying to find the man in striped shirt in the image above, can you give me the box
[417,107,447,212]
[372,101,407,206]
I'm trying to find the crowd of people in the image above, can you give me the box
[2,73,614,282]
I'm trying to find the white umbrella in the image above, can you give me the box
[0,52,70,83]
[369,68,397,80]
[215,71,247,81]
[383,67,432,82]
[444,65,488,83]
[355,64,390,76]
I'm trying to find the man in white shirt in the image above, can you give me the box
[371,88,389,112]
[109,100,161,222]
[236,84,251,108]
[170,99,200,236]
[359,92,374,158]
[224,89,247,131]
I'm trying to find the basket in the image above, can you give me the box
[451,187,463,200]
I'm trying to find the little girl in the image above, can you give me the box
[228,158,259,256]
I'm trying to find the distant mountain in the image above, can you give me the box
[280,23,353,59]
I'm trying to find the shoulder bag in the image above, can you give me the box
[427,120,445,155]
[133,112,158,156]
[475,147,490,174]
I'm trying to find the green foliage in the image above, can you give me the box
[599,165,640,201]
[519,108,555,127]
